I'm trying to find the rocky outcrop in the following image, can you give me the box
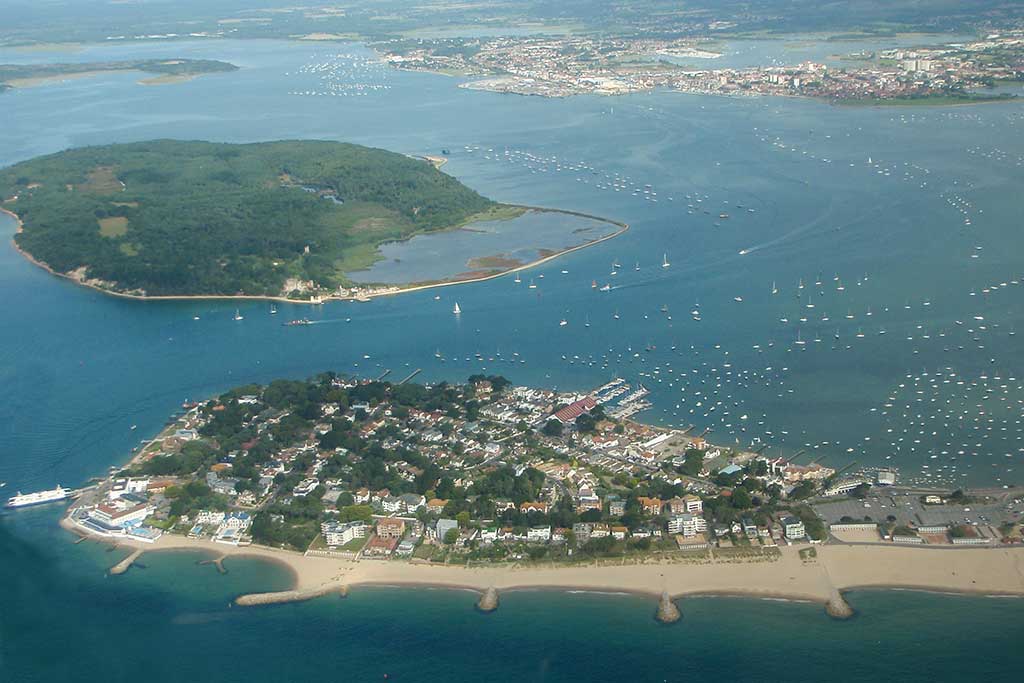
[655,591,681,623]
[477,586,499,612]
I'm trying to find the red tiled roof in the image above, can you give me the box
[554,397,597,422]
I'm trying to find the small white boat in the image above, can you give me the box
[662,253,670,268]
[453,302,461,315]
[233,310,244,321]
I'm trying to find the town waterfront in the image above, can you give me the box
[3,38,1024,680]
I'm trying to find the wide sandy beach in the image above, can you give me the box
[90,529,1024,612]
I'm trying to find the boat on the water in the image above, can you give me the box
[284,319,312,326]
[6,486,70,509]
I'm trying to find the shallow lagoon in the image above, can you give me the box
[351,209,621,284]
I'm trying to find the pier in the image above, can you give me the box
[398,368,422,385]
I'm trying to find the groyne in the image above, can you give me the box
[235,583,348,606]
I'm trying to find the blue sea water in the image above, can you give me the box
[2,38,1024,681]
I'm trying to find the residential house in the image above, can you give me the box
[782,516,806,540]
[376,517,406,539]
[398,492,426,513]
[637,496,663,516]
[435,518,459,542]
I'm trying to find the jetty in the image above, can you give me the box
[398,368,422,385]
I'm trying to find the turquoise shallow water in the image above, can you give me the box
[2,38,1024,680]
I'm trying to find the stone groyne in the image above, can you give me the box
[477,586,500,612]
[235,583,347,606]
[825,589,854,619]
[655,591,681,623]
[109,549,144,575]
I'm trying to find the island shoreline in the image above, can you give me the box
[2,205,628,306]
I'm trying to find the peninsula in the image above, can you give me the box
[0,58,238,90]
[1,140,626,302]
[59,374,1024,618]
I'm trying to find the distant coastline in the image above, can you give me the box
[2,205,628,306]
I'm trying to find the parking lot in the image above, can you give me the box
[813,491,1022,529]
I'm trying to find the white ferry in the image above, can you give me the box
[6,485,71,509]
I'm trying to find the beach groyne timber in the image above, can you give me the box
[235,583,348,606]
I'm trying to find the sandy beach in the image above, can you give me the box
[90,528,1024,613]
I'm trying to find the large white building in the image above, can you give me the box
[321,520,368,547]
[668,514,707,537]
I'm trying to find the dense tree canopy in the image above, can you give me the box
[1,139,499,296]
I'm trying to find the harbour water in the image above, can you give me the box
[2,38,1024,680]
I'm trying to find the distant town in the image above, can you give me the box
[375,31,1024,103]
[63,374,1024,565]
